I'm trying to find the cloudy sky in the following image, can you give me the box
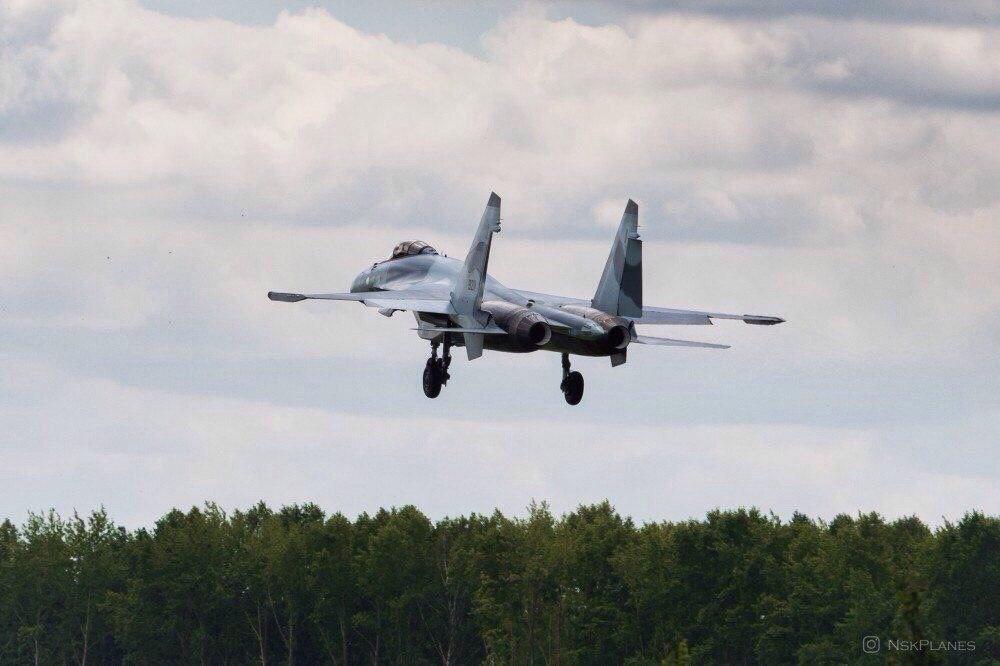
[2,0,998,527]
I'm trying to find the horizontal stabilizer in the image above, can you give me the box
[634,335,730,349]
[412,326,506,335]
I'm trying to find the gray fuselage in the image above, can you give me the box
[350,253,622,356]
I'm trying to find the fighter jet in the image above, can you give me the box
[269,193,784,405]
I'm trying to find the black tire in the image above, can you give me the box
[423,362,442,398]
[435,357,450,385]
[562,371,584,405]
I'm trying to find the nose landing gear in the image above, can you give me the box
[422,338,452,398]
[560,353,584,405]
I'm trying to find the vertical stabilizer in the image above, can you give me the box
[451,192,501,359]
[592,199,642,317]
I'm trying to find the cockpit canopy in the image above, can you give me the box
[390,240,438,259]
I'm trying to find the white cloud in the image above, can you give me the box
[1,1,997,523]
[3,4,998,219]
[1,361,994,526]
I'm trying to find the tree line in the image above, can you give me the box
[0,502,995,664]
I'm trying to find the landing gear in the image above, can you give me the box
[422,361,442,398]
[422,338,452,399]
[560,353,584,405]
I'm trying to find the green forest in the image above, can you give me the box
[0,502,996,665]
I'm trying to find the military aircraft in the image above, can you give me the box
[269,193,784,405]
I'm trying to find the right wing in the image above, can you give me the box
[411,325,507,334]
[267,289,456,315]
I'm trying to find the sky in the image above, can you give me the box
[1,0,998,527]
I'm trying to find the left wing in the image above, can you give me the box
[632,306,784,326]
[510,289,783,326]
[268,289,455,315]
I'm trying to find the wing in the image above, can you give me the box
[510,290,782,326]
[510,289,590,308]
[267,289,456,315]
[631,307,784,326]
[411,325,507,334]
[634,335,730,349]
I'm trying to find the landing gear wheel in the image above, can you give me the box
[423,359,442,398]
[561,371,584,405]
[422,338,452,398]
[559,353,584,405]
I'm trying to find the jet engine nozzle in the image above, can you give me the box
[605,324,630,350]
[481,300,552,349]
[559,305,633,350]
[525,320,552,346]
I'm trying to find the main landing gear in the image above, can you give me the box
[422,338,452,398]
[560,353,584,405]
